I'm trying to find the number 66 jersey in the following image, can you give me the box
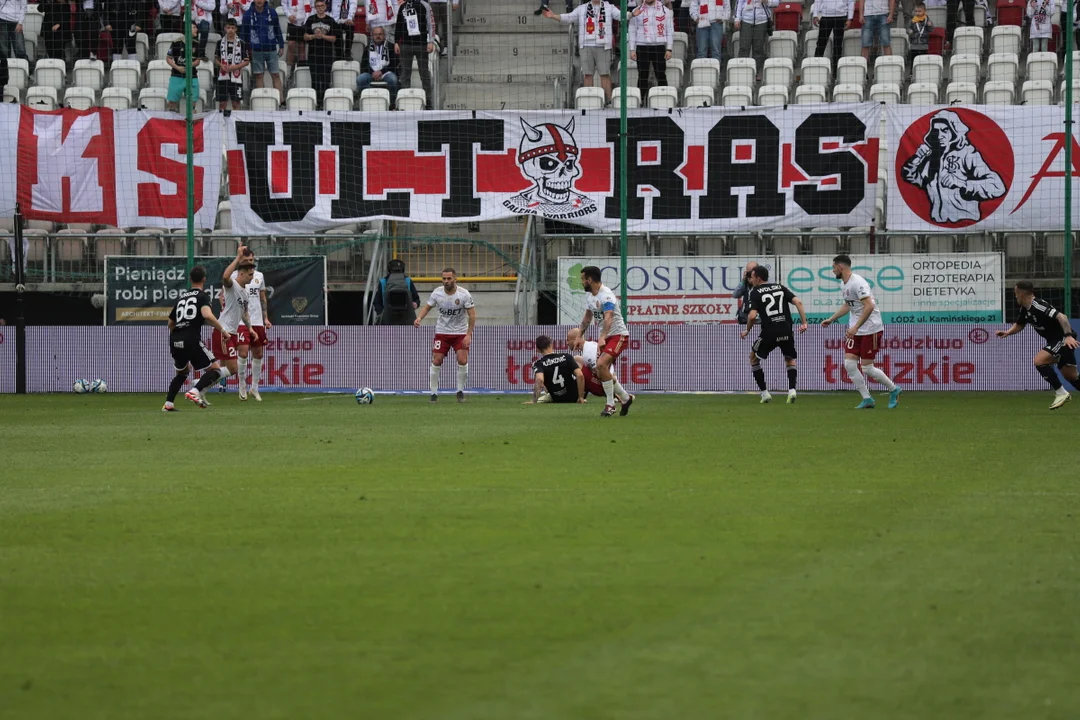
[168,287,215,372]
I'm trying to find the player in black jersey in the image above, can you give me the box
[741,265,808,404]
[997,281,1078,409]
[163,265,233,411]
[529,335,586,404]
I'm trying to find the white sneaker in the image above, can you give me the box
[760,390,772,404]
[250,389,262,402]
[787,389,796,404]
[239,387,248,401]
[184,389,208,408]
[1050,392,1071,410]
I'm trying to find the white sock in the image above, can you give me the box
[238,356,248,391]
[457,363,468,392]
[602,379,615,406]
[430,364,440,395]
[251,358,262,391]
[844,358,871,399]
[612,376,631,402]
[1057,386,1069,396]
[863,364,896,391]
[217,367,231,380]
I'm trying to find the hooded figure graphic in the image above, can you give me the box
[901,110,1007,224]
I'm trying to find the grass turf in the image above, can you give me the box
[0,392,1077,720]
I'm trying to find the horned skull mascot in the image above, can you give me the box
[503,118,597,219]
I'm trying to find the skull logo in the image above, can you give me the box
[503,117,597,220]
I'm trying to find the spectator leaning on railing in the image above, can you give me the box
[690,0,728,60]
[543,0,622,103]
[812,0,852,69]
[734,0,776,78]
[630,0,674,99]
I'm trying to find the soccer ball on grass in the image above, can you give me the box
[90,379,108,393]
[72,378,90,394]
[354,387,374,405]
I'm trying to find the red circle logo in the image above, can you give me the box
[895,109,1013,229]
[968,328,989,345]
[318,329,338,346]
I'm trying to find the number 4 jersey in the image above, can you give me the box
[532,351,581,402]
[169,288,212,343]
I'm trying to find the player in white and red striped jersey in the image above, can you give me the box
[210,246,254,400]
[234,249,272,402]
[566,327,633,407]
[413,267,476,403]
[572,265,634,417]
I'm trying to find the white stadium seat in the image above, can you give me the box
[323,87,354,111]
[763,57,793,89]
[147,60,173,90]
[286,87,318,111]
[611,85,641,109]
[913,54,943,87]
[949,54,980,85]
[292,65,312,89]
[832,83,864,102]
[795,84,827,104]
[768,30,798,61]
[666,58,684,89]
[946,81,978,104]
[843,29,862,57]
[906,82,938,105]
[109,59,142,92]
[3,85,20,104]
[1022,80,1054,105]
[64,86,96,110]
[332,60,361,90]
[101,87,132,110]
[722,84,753,106]
[138,87,167,110]
[991,24,1022,56]
[673,31,689,61]
[869,82,901,104]
[726,57,757,88]
[136,32,150,64]
[757,84,788,106]
[249,87,281,111]
[360,87,391,111]
[982,80,1015,105]
[1060,80,1080,105]
[683,85,715,107]
[34,58,66,92]
[74,59,105,92]
[26,86,58,110]
[648,85,679,109]
[890,29,908,59]
[156,33,183,61]
[836,56,866,88]
[1027,52,1058,84]
[6,58,29,89]
[801,57,832,88]
[396,88,426,111]
[575,86,606,109]
[987,53,1019,84]
[690,58,720,89]
[874,56,906,89]
[953,26,983,57]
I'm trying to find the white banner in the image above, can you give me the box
[0,105,224,229]
[226,106,881,234]
[556,256,769,324]
[777,254,1004,323]
[886,105,1073,232]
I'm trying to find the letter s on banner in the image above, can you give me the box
[136,117,206,220]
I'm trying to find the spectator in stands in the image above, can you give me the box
[331,0,356,59]
[945,0,973,44]
[734,0,775,78]
[220,0,254,30]
[158,0,183,35]
[166,21,201,111]
[304,0,338,107]
[859,0,894,61]
[534,0,575,16]
[812,0,852,69]
[690,0,727,60]
[366,0,398,40]
[192,0,217,58]
[76,0,100,59]
[216,17,248,110]
[104,0,147,62]
[0,45,7,91]
[906,1,932,62]
[394,0,435,109]
[630,0,674,98]
[284,0,311,72]
[373,258,421,325]
[357,25,400,105]
[428,0,459,56]
[41,0,72,63]
[733,260,758,325]
[243,0,285,103]
[543,0,623,103]
[1028,0,1055,53]
[0,0,27,61]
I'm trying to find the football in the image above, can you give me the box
[72,379,90,394]
[91,379,108,393]
[355,387,374,405]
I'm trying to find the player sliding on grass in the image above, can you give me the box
[566,327,633,409]
[163,265,233,411]
[997,280,1078,409]
[573,265,634,417]
[740,265,808,404]
[529,335,587,404]
[820,254,902,409]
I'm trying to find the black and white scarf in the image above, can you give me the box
[585,1,607,40]
[219,38,245,83]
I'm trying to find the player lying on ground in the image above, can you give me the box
[566,328,633,411]
[741,265,808,404]
[526,335,587,404]
[213,247,256,399]
[414,267,475,404]
[163,265,233,411]
[997,280,1078,410]
[820,254,903,410]
[574,265,634,417]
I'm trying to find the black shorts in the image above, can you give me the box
[170,336,215,372]
[216,80,241,102]
[1045,338,1077,367]
[287,24,305,41]
[753,334,797,360]
[549,391,577,404]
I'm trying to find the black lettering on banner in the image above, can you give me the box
[330,122,411,218]
[701,115,785,219]
[236,121,322,224]
[417,119,505,218]
[604,117,691,220]
[794,112,867,215]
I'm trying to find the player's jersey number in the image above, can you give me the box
[762,291,786,317]
[551,366,565,387]
[175,296,199,322]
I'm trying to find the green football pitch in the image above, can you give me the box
[1,392,1077,720]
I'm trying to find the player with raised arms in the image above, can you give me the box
[529,335,587,404]
[566,327,633,410]
[741,265,808,404]
[234,249,272,402]
[414,267,476,403]
[997,280,1078,409]
[214,246,255,397]
[820,254,902,409]
[163,265,233,410]
[573,265,633,417]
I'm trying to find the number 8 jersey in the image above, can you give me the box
[169,288,212,342]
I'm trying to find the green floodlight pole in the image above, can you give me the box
[619,0,629,320]
[1066,0,1075,317]
[184,0,196,274]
